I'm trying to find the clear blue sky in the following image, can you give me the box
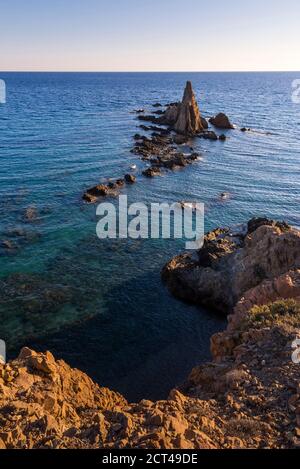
[1,0,299,71]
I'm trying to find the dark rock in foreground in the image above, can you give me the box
[162,218,299,314]
[2,288,300,448]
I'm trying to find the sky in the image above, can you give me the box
[0,0,300,72]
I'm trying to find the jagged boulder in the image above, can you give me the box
[209,113,234,129]
[162,219,300,314]
[174,81,204,135]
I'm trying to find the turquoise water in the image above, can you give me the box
[0,72,299,400]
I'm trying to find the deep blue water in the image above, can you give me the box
[0,72,299,401]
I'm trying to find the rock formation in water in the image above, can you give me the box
[1,218,300,450]
[159,81,204,135]
[173,81,204,135]
[162,218,300,314]
[209,113,234,129]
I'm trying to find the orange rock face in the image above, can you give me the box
[174,81,204,135]
[1,219,300,450]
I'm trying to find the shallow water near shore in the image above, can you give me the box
[0,72,300,401]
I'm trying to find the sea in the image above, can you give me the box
[0,72,299,401]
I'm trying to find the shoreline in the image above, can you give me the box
[1,217,299,449]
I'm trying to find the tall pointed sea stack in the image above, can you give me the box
[174,81,203,135]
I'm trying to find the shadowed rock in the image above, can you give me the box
[162,218,299,314]
[209,113,234,129]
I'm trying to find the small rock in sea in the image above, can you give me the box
[142,167,161,178]
[200,131,218,141]
[24,206,39,222]
[82,193,98,203]
[152,103,162,107]
[124,174,136,184]
[1,239,16,250]
[137,115,159,123]
[209,113,234,129]
[134,109,145,114]
[241,127,251,132]
[83,183,114,202]
[219,134,227,141]
[220,192,230,200]
[179,202,199,211]
[190,152,200,160]
[86,184,109,197]
[115,178,125,187]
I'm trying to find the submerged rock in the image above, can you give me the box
[24,206,39,222]
[1,239,17,251]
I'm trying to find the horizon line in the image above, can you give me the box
[1,70,300,74]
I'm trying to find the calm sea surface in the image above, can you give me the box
[0,72,299,400]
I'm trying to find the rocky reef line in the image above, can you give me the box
[82,81,240,203]
[1,218,300,449]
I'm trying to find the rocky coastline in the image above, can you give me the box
[1,218,300,449]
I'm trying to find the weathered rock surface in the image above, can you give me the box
[132,134,200,174]
[142,167,161,178]
[1,218,300,449]
[162,218,300,314]
[209,113,234,129]
[173,81,204,135]
[143,82,204,136]
[2,293,300,449]
[83,175,136,203]
[124,174,136,184]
